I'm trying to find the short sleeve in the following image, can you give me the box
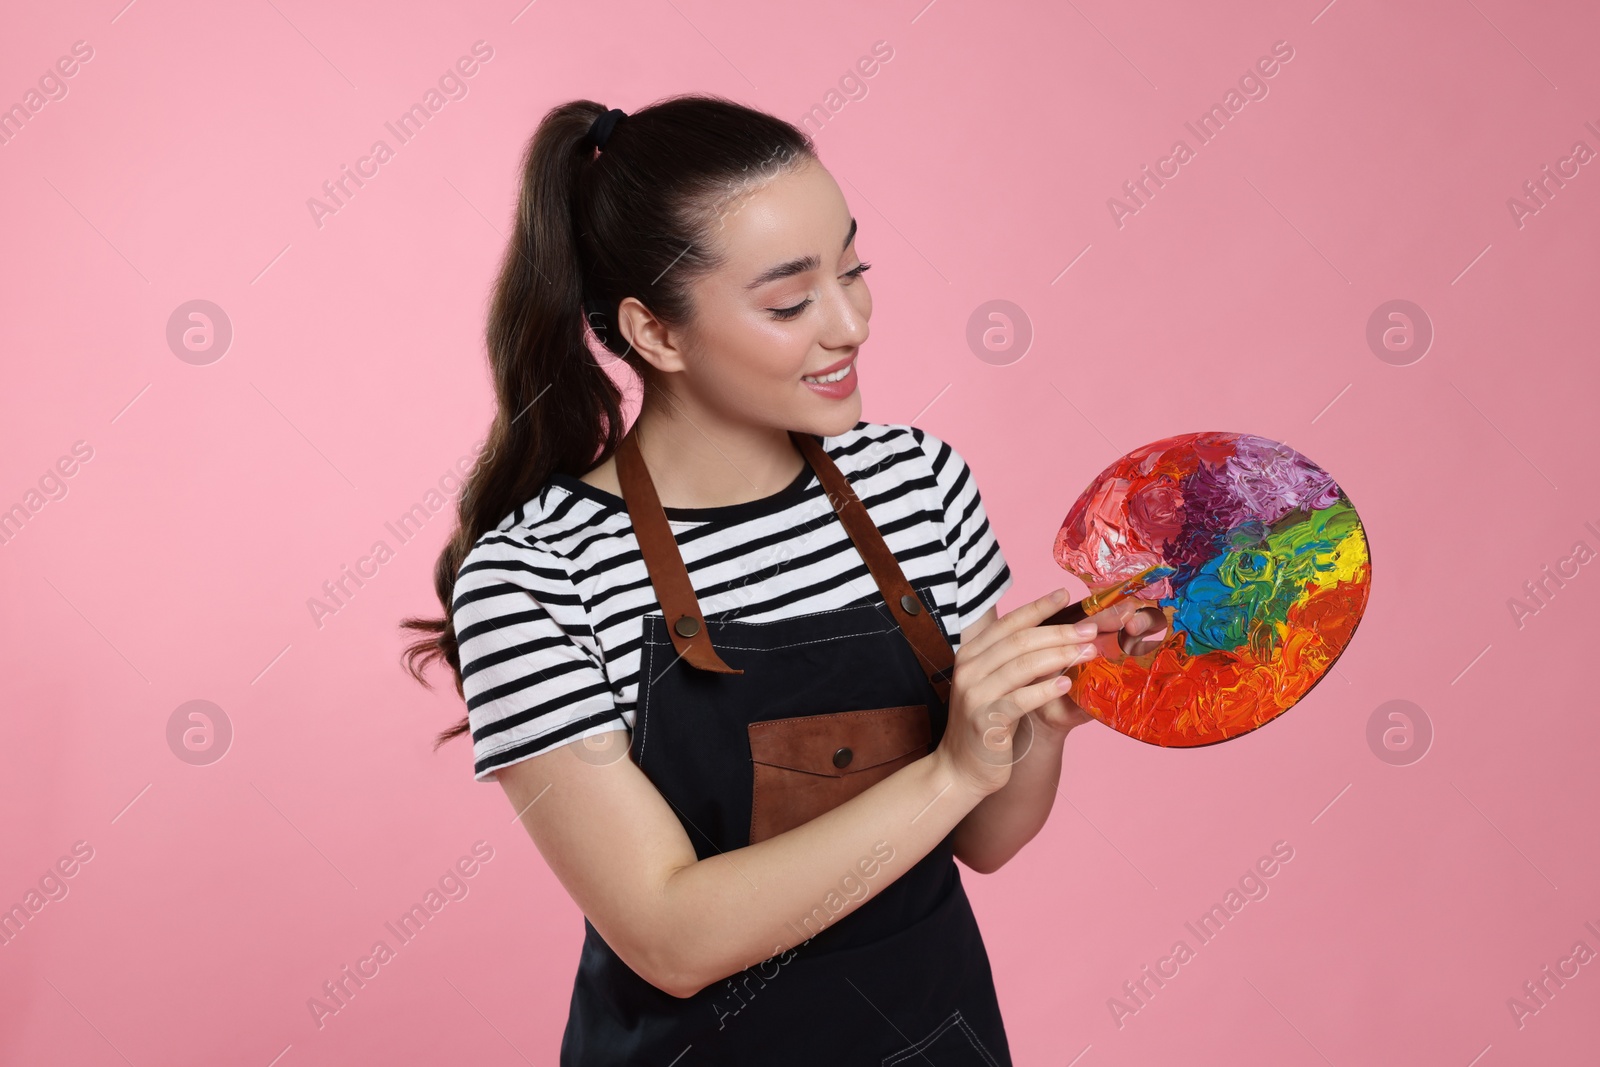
[912,428,1014,638]
[453,533,623,782]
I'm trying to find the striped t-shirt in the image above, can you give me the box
[453,421,1014,782]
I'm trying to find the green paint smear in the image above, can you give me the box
[1170,500,1365,657]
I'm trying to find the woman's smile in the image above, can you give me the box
[801,354,859,398]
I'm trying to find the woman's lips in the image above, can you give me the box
[801,356,858,399]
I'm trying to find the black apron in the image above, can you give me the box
[559,428,1013,1067]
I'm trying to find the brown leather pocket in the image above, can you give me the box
[747,705,932,846]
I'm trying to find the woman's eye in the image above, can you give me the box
[769,263,872,321]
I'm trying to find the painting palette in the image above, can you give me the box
[1054,431,1371,746]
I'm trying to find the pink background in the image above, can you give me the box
[3,0,1597,1063]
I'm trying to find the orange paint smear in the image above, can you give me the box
[1068,566,1370,746]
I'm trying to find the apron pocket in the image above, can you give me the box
[748,704,931,845]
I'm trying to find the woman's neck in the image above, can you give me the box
[582,404,808,511]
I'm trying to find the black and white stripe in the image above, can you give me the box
[453,421,1013,781]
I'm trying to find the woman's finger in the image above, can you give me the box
[1116,606,1169,656]
[1085,598,1149,633]
[1009,670,1090,720]
[968,640,1099,710]
[961,587,1077,662]
[959,617,1100,701]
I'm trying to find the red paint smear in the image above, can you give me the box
[1067,568,1370,746]
[1056,441,1207,559]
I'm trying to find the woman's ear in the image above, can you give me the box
[617,296,688,375]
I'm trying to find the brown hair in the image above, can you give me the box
[399,94,815,747]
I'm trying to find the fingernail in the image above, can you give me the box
[1054,675,1073,691]
[1077,645,1098,662]
[1074,622,1098,638]
[1052,587,1070,604]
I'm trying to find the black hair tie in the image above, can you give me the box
[585,107,627,151]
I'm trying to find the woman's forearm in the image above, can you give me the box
[653,748,986,998]
[949,713,1070,874]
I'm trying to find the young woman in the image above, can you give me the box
[402,94,1151,1066]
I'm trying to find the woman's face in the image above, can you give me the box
[625,156,872,438]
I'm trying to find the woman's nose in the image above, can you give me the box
[822,279,869,347]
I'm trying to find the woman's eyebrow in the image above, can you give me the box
[744,217,858,290]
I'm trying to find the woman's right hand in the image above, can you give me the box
[933,588,1102,798]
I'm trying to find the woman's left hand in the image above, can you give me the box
[1028,600,1165,738]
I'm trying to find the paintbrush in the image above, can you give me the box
[1040,563,1176,627]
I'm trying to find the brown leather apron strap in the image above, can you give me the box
[613,427,957,703]
[614,429,744,674]
[790,431,955,706]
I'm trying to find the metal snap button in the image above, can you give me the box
[899,593,921,614]
[674,615,701,637]
[833,746,853,769]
